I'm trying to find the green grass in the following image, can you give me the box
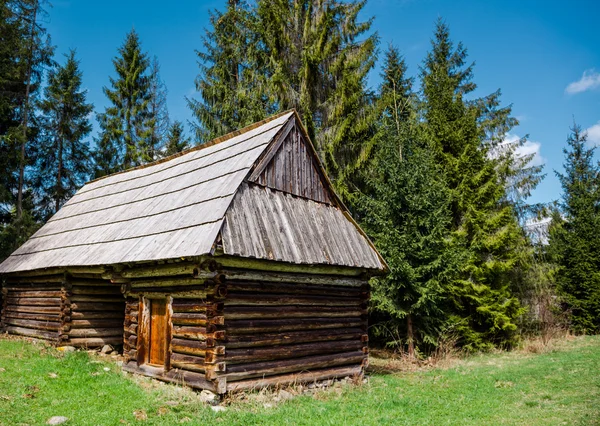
[1,335,599,425]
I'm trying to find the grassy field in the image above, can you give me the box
[0,335,599,425]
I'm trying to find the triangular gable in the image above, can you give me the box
[247,113,334,205]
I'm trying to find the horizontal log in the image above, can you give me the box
[171,313,224,327]
[172,326,213,341]
[70,302,124,311]
[5,325,58,340]
[3,311,61,322]
[3,285,62,292]
[170,352,206,373]
[128,276,214,288]
[7,297,61,306]
[170,338,224,357]
[213,256,365,277]
[68,328,124,338]
[67,336,123,347]
[122,362,217,392]
[68,273,104,280]
[126,288,215,299]
[70,311,124,319]
[225,328,365,349]
[4,305,61,314]
[121,262,201,279]
[127,335,138,346]
[71,319,125,329]
[224,306,366,320]
[225,281,364,297]
[226,365,363,392]
[225,293,362,307]
[4,318,61,331]
[124,314,139,325]
[70,295,124,303]
[8,290,63,298]
[222,269,367,287]
[5,275,65,284]
[225,318,363,334]
[225,339,363,364]
[71,286,122,295]
[225,350,365,381]
[171,301,221,313]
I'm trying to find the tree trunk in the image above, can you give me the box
[406,314,415,359]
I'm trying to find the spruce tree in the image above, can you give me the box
[549,124,600,333]
[142,56,169,162]
[358,46,457,355]
[34,50,93,219]
[163,121,190,156]
[188,0,269,143]
[96,29,150,170]
[421,20,526,349]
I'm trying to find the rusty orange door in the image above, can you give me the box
[148,299,167,366]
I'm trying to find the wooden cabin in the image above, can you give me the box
[0,111,387,394]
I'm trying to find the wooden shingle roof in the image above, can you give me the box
[0,111,385,274]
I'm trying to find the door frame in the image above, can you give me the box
[137,295,172,371]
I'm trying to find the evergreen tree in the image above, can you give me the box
[142,56,169,162]
[96,29,150,171]
[34,50,93,219]
[0,0,52,260]
[163,121,190,156]
[188,0,269,143]
[358,46,457,355]
[549,124,600,333]
[421,20,526,350]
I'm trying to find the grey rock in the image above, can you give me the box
[47,416,68,425]
[100,345,113,354]
[199,389,217,403]
[57,346,75,352]
[210,406,226,413]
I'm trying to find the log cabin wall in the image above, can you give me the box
[219,269,370,393]
[121,268,227,394]
[1,274,66,343]
[65,274,124,347]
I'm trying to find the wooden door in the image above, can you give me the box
[148,299,167,366]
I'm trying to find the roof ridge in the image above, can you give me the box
[87,110,296,185]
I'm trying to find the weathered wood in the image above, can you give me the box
[5,275,65,284]
[224,306,366,320]
[71,286,122,295]
[69,279,114,287]
[171,301,222,313]
[225,318,363,334]
[70,302,124,311]
[225,328,365,349]
[71,319,125,329]
[225,293,362,307]
[123,362,217,392]
[128,276,216,288]
[67,336,123,346]
[7,290,63,298]
[121,262,207,279]
[170,338,224,357]
[170,352,206,373]
[68,272,105,280]
[3,311,61,322]
[225,350,365,381]
[69,328,124,338]
[6,297,61,306]
[4,305,61,314]
[225,281,363,297]
[148,298,168,366]
[223,269,367,287]
[226,365,363,392]
[5,325,58,340]
[213,256,365,277]
[127,288,216,299]
[171,313,224,326]
[225,339,363,363]
[70,311,124,319]
[70,295,124,303]
[3,318,61,331]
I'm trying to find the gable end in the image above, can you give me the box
[248,117,333,205]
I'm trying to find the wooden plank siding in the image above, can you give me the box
[249,120,332,204]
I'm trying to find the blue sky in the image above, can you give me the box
[45,0,600,205]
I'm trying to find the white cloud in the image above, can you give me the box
[495,133,544,167]
[565,69,600,94]
[585,121,600,146]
